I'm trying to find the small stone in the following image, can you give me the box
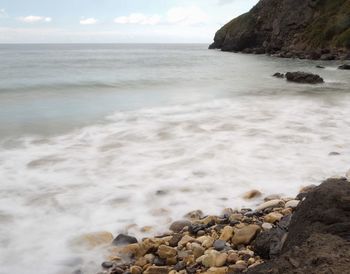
[215,253,228,267]
[220,226,234,242]
[247,257,255,265]
[135,257,148,267]
[262,222,273,230]
[178,235,195,246]
[154,256,167,266]
[329,151,340,156]
[264,212,283,223]
[227,252,239,264]
[285,200,300,209]
[281,208,293,215]
[202,252,218,268]
[184,210,204,220]
[157,245,177,259]
[231,225,261,246]
[273,72,285,78]
[228,264,247,273]
[264,194,281,202]
[243,190,262,200]
[229,214,243,222]
[192,243,205,259]
[166,256,178,266]
[112,234,138,246]
[144,266,170,274]
[197,230,205,236]
[256,199,285,212]
[174,261,186,271]
[197,235,214,248]
[213,239,226,251]
[130,266,143,274]
[169,220,191,233]
[101,261,114,269]
[207,266,228,274]
[168,233,183,247]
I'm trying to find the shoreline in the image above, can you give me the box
[92,176,350,274]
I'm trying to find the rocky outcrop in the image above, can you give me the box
[209,0,350,60]
[248,178,350,274]
[285,72,324,84]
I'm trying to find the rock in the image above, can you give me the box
[184,210,204,220]
[144,266,170,274]
[201,252,217,268]
[256,199,285,212]
[285,200,299,209]
[153,256,166,266]
[178,235,195,246]
[316,65,325,69]
[338,64,350,70]
[157,245,177,259]
[130,266,143,274]
[272,72,284,78]
[264,194,281,202]
[207,266,228,274]
[297,184,317,199]
[264,212,283,224]
[262,222,273,231]
[192,244,205,259]
[71,231,113,249]
[227,252,239,264]
[329,151,340,156]
[112,234,138,246]
[101,261,114,269]
[229,263,247,273]
[219,226,234,242]
[169,220,191,233]
[229,213,243,222]
[285,72,324,84]
[168,233,183,247]
[213,239,226,251]
[243,189,262,199]
[232,225,261,246]
[215,253,228,267]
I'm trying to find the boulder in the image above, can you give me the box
[338,64,350,70]
[112,234,138,246]
[285,72,324,84]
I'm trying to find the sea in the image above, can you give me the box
[0,44,349,274]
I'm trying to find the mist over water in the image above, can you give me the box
[0,44,349,274]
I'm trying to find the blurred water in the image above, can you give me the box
[0,44,349,274]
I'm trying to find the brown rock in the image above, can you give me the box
[256,200,285,212]
[264,212,283,224]
[207,266,228,274]
[232,225,261,246]
[157,245,177,259]
[178,235,195,246]
[144,266,170,274]
[169,220,191,233]
[130,266,143,274]
[219,226,235,242]
[243,190,262,200]
[227,252,239,264]
[215,253,228,267]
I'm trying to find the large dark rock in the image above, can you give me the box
[248,178,350,274]
[112,234,138,246]
[285,71,324,84]
[209,0,350,59]
[338,64,350,70]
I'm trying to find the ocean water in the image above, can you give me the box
[0,44,350,274]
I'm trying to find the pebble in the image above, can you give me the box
[101,262,114,269]
[264,212,284,224]
[157,245,177,259]
[232,225,261,246]
[262,222,273,230]
[213,239,226,251]
[285,200,300,209]
[169,220,191,233]
[256,199,285,211]
[264,194,281,201]
[144,266,170,274]
[243,189,262,199]
[112,234,138,246]
[178,235,195,246]
[219,226,234,241]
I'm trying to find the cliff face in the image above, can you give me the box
[210,0,350,59]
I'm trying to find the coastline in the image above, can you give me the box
[92,176,350,274]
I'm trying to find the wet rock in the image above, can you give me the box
[197,235,214,248]
[316,65,325,69]
[264,194,281,202]
[264,212,283,224]
[227,252,239,264]
[285,72,324,84]
[329,151,340,156]
[101,261,114,269]
[130,266,142,274]
[178,235,195,246]
[232,225,261,246]
[273,72,284,78]
[296,184,317,200]
[112,234,138,246]
[157,245,177,259]
[168,233,182,247]
[213,239,226,251]
[338,64,350,70]
[173,261,186,271]
[262,222,273,231]
[219,226,234,242]
[71,231,113,249]
[215,253,228,267]
[285,200,299,209]
[207,266,228,274]
[153,256,166,266]
[188,223,207,235]
[243,189,262,199]
[256,199,285,212]
[144,266,170,274]
[169,220,191,233]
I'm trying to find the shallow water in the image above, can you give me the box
[0,44,349,274]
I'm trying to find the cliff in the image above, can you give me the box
[209,0,350,60]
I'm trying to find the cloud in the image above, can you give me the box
[19,16,52,23]
[80,18,98,25]
[114,13,161,25]
[166,6,208,26]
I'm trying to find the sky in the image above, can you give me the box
[0,0,258,43]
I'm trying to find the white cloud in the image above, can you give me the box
[166,6,208,26]
[80,18,98,25]
[114,13,161,25]
[19,16,52,23]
